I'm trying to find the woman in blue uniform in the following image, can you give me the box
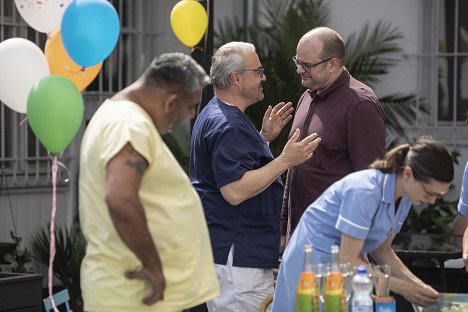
[456,162,468,271]
[272,138,454,311]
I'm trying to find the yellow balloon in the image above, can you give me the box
[45,31,102,92]
[170,0,208,47]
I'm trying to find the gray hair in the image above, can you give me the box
[142,52,210,97]
[210,42,256,90]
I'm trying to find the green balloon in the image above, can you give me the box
[27,75,84,154]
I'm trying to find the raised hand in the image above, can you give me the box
[260,102,294,142]
[280,129,321,168]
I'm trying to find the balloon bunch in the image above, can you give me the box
[2,2,120,310]
[0,0,120,155]
[170,0,208,48]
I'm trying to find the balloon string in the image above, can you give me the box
[80,67,87,91]
[64,64,87,90]
[48,156,60,312]
[63,64,85,74]
[57,159,71,183]
[18,117,28,127]
[191,46,204,53]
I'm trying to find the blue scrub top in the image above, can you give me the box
[458,162,468,216]
[189,97,283,268]
[272,169,411,312]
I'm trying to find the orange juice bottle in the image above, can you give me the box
[324,245,346,312]
[296,244,319,312]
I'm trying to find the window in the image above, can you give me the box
[422,0,468,123]
[438,0,468,121]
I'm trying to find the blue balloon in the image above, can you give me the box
[61,0,120,67]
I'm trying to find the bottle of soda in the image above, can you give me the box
[296,244,319,312]
[324,245,346,312]
[351,266,374,312]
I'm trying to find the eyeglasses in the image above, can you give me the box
[419,181,438,198]
[292,56,333,72]
[245,67,265,77]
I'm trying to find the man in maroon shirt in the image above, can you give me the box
[281,27,386,248]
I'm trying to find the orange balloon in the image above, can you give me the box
[45,31,102,92]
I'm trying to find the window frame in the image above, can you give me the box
[422,0,468,127]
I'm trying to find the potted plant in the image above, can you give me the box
[0,231,42,311]
[31,224,86,312]
[0,241,15,266]
[1,231,33,273]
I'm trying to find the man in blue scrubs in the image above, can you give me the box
[272,139,454,311]
[189,41,321,312]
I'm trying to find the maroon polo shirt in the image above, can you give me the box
[281,68,386,240]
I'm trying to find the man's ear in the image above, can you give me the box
[328,58,340,72]
[231,72,242,87]
[163,93,179,113]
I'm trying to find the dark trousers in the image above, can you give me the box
[184,303,208,312]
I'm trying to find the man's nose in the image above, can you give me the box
[296,66,305,74]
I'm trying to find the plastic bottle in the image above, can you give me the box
[296,244,319,312]
[324,245,346,312]
[351,266,374,312]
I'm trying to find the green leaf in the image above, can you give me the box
[344,21,403,87]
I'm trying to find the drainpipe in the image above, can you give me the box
[191,0,214,124]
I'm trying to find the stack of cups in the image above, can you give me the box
[374,264,396,312]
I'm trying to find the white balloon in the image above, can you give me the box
[14,0,72,34]
[0,38,50,114]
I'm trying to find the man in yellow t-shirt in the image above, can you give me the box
[79,53,219,312]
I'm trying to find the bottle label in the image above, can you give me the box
[353,306,373,312]
[296,292,319,312]
[375,299,396,312]
[324,272,346,312]
[324,292,346,312]
[296,272,319,312]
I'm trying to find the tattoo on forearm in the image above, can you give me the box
[125,149,147,176]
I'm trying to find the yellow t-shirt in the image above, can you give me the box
[79,99,219,312]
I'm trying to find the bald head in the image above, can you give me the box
[300,27,345,60]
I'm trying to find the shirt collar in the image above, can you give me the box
[382,172,396,205]
[307,67,351,100]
